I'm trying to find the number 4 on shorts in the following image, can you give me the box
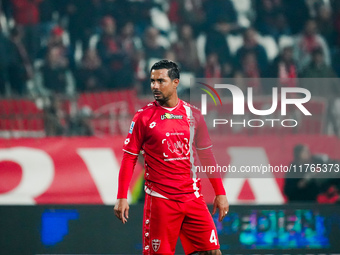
[209,230,217,245]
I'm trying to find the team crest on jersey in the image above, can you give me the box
[161,113,183,120]
[187,116,195,127]
[152,239,161,252]
[129,121,135,134]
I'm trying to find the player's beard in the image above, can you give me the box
[153,91,169,105]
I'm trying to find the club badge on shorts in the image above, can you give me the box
[152,239,161,252]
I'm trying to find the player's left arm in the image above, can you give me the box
[195,111,229,222]
[197,148,229,222]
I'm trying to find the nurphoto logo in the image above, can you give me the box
[198,82,312,128]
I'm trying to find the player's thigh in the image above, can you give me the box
[143,194,184,254]
[180,196,220,254]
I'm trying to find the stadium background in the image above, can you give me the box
[0,0,340,254]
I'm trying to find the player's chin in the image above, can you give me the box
[154,95,164,102]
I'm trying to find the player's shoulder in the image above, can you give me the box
[133,101,157,118]
[181,100,202,114]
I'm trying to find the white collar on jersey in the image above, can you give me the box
[156,100,180,112]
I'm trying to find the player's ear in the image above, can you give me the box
[173,78,179,89]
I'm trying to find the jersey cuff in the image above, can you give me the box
[122,149,139,156]
[196,145,213,150]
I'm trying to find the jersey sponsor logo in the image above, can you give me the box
[124,138,130,144]
[166,132,184,136]
[152,239,161,252]
[129,121,135,134]
[161,113,183,120]
[149,122,156,128]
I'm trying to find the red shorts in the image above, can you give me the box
[142,194,220,255]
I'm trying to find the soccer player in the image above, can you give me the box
[114,60,229,255]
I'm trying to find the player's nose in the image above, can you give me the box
[152,82,160,89]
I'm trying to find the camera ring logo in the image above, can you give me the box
[198,82,223,107]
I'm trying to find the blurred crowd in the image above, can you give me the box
[0,0,340,98]
[284,144,340,204]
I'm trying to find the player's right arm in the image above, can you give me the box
[114,110,146,224]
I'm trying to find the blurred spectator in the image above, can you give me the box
[97,0,131,28]
[76,49,109,92]
[266,46,297,91]
[283,0,310,34]
[300,48,337,78]
[299,48,339,98]
[240,52,262,95]
[96,16,121,65]
[315,5,336,49]
[119,22,142,59]
[0,25,11,95]
[38,0,57,45]
[235,28,269,75]
[255,0,290,41]
[205,20,232,65]
[7,27,34,95]
[270,12,291,42]
[293,19,330,71]
[143,26,165,64]
[202,0,238,31]
[221,62,235,79]
[64,0,96,58]
[168,0,205,27]
[126,1,152,36]
[96,16,134,89]
[39,46,73,94]
[172,24,200,73]
[10,0,41,60]
[204,53,221,78]
[133,50,148,94]
[38,26,72,64]
[284,144,320,202]
[43,95,67,136]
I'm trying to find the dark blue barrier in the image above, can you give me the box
[0,204,339,254]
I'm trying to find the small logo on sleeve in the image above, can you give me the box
[149,122,156,128]
[129,121,135,134]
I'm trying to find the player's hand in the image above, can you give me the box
[114,198,129,224]
[212,195,229,222]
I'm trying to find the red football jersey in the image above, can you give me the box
[123,100,212,202]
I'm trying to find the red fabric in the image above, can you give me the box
[279,63,297,87]
[11,0,41,25]
[117,152,138,199]
[197,147,226,196]
[123,100,213,202]
[317,186,340,204]
[168,0,180,23]
[143,194,219,254]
